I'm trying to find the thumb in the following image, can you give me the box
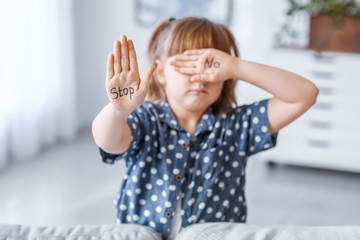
[138,66,154,95]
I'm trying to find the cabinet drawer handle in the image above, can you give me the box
[308,120,332,129]
[313,52,336,63]
[318,86,334,95]
[313,102,333,110]
[307,139,331,148]
[310,70,335,79]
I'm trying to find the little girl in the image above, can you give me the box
[92,17,318,239]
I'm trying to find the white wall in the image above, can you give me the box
[231,0,290,104]
[73,0,102,129]
[73,0,288,129]
[74,0,154,129]
[231,0,288,60]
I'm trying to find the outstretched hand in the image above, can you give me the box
[169,49,235,82]
[106,35,154,115]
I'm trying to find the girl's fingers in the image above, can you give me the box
[190,74,210,82]
[169,54,198,70]
[128,40,138,71]
[174,67,197,75]
[113,40,122,73]
[184,49,205,55]
[170,60,196,68]
[106,53,115,81]
[138,66,154,93]
[120,35,129,71]
[171,54,198,61]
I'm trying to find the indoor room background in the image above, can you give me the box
[0,0,359,226]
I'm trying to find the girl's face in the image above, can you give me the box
[157,57,224,113]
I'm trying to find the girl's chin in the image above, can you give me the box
[182,99,213,111]
[168,96,215,112]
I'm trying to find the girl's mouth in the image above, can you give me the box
[191,89,207,94]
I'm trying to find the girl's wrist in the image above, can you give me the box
[229,57,242,80]
[107,104,131,122]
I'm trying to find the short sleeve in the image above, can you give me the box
[98,103,154,165]
[239,99,278,157]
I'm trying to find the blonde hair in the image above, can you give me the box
[147,17,240,113]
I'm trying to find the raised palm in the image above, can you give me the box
[106,35,153,115]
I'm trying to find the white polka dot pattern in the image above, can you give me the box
[99,99,277,239]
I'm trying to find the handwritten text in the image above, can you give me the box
[110,86,135,100]
[205,58,220,69]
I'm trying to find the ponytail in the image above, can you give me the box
[147,18,174,102]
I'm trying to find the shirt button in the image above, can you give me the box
[175,175,182,181]
[104,158,113,163]
[181,143,187,148]
[166,211,172,218]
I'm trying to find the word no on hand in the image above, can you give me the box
[205,57,220,69]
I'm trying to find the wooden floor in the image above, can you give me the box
[1,130,360,226]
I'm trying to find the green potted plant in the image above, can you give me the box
[287,0,360,53]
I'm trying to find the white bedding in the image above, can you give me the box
[1,223,360,240]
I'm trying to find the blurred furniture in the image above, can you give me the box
[285,0,360,53]
[240,49,360,173]
[0,224,162,240]
[1,223,360,240]
[176,223,360,240]
[309,15,360,53]
[134,0,233,27]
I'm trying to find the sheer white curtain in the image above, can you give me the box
[0,0,77,168]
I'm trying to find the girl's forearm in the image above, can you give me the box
[92,103,131,154]
[232,58,318,105]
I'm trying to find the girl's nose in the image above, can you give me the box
[189,76,203,84]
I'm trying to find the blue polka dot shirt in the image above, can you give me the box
[99,99,277,238]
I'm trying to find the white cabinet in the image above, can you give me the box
[241,49,360,173]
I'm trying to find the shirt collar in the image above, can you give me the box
[154,100,183,131]
[193,107,216,137]
[153,100,216,135]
